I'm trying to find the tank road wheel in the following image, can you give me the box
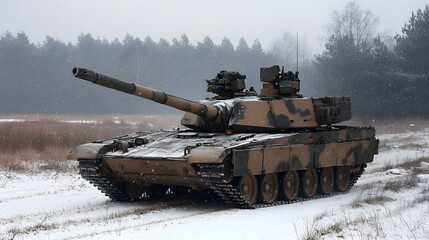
[300,169,318,198]
[238,175,259,205]
[281,170,300,201]
[123,182,143,201]
[334,166,350,192]
[259,173,279,204]
[318,167,334,195]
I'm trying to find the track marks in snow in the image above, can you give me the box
[4,200,225,240]
[64,205,226,240]
[0,170,227,240]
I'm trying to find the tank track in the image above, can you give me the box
[197,163,367,209]
[78,158,366,208]
[78,159,131,202]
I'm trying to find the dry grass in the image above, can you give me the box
[414,195,429,204]
[299,222,342,240]
[381,157,428,193]
[299,213,343,240]
[381,161,394,172]
[362,188,394,205]
[421,184,429,194]
[384,174,419,192]
[351,187,394,208]
[394,157,429,170]
[398,143,426,150]
[7,222,58,240]
[381,157,429,172]
[0,147,71,165]
[0,114,181,167]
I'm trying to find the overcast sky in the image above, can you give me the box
[1,0,427,53]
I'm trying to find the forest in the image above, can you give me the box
[0,3,428,119]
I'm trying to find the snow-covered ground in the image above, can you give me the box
[1,128,428,240]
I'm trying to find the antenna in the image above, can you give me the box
[296,32,299,75]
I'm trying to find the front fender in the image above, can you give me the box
[67,143,112,160]
[187,146,228,164]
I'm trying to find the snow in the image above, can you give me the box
[0,119,25,122]
[0,118,152,126]
[386,168,405,175]
[1,129,428,239]
[60,120,101,124]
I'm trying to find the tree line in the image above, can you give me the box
[0,33,279,115]
[0,2,428,119]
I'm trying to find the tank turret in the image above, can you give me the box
[72,66,351,133]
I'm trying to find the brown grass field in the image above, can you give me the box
[0,114,428,167]
[0,114,181,165]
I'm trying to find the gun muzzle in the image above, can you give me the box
[73,67,136,94]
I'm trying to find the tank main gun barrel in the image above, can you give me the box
[72,67,219,121]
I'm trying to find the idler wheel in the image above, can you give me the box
[237,175,259,204]
[318,167,334,195]
[334,166,350,192]
[259,173,279,204]
[300,169,318,198]
[281,170,299,201]
[124,182,143,201]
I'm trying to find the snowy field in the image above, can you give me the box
[1,126,428,240]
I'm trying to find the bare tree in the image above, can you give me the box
[328,1,379,46]
[271,32,311,69]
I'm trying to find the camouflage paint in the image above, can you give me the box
[315,143,337,168]
[230,101,274,129]
[290,145,314,170]
[231,98,318,130]
[337,142,358,165]
[262,146,290,173]
[134,85,218,121]
[233,149,263,176]
[230,127,377,177]
[285,100,309,117]
[270,99,318,128]
[357,139,378,164]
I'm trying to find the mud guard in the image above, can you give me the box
[188,146,227,164]
[67,143,112,160]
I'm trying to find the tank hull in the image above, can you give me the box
[70,126,378,208]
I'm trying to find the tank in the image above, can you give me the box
[68,66,378,209]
